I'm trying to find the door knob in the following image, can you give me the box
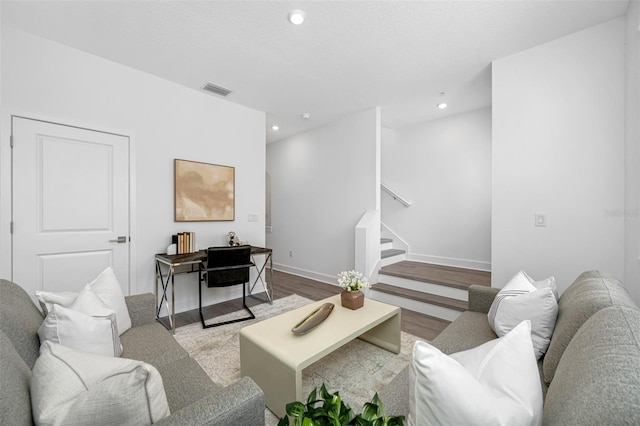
[109,236,127,243]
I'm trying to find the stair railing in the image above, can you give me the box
[381,182,412,207]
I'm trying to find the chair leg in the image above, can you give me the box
[201,282,256,329]
[199,275,206,328]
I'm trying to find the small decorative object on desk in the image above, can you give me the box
[228,231,240,247]
[337,270,370,310]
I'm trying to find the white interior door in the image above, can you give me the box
[12,117,130,297]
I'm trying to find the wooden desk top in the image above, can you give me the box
[156,246,271,266]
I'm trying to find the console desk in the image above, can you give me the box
[155,246,273,334]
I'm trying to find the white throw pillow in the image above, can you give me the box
[523,270,558,299]
[34,267,131,335]
[488,270,558,359]
[87,267,132,335]
[35,290,77,315]
[31,341,170,425]
[38,302,122,357]
[408,321,543,426]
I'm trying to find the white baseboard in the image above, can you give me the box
[405,253,491,272]
[272,263,339,287]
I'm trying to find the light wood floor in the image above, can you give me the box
[170,269,450,341]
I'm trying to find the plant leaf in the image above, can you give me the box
[387,416,405,426]
[286,401,307,418]
[361,402,381,420]
[320,383,333,400]
[371,393,385,415]
[277,415,290,426]
[301,418,315,426]
[307,388,318,405]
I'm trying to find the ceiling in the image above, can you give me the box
[2,1,630,143]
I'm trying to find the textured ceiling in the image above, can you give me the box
[2,1,630,143]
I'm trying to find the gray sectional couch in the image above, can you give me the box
[380,270,640,425]
[0,279,265,426]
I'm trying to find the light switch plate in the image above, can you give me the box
[535,213,547,227]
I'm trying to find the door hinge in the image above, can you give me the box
[10,221,13,234]
[10,135,14,148]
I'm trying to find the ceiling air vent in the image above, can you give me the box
[202,82,232,97]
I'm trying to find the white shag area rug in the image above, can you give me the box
[174,294,421,425]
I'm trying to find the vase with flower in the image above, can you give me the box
[337,270,370,310]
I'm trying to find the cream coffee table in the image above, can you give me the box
[239,294,401,417]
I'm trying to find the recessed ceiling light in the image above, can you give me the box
[288,10,306,25]
[271,125,279,131]
[301,113,311,120]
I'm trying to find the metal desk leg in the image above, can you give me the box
[170,271,175,334]
[249,252,273,304]
[155,260,175,334]
[267,252,273,303]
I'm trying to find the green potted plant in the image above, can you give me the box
[278,383,404,426]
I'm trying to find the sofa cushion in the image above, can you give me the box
[31,341,170,425]
[120,322,189,366]
[432,311,497,354]
[0,330,32,426]
[377,364,411,417]
[543,306,640,425]
[155,356,219,412]
[409,321,542,426]
[0,279,44,369]
[543,270,636,384]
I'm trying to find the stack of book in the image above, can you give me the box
[172,232,196,254]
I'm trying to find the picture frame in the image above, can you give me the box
[174,159,235,221]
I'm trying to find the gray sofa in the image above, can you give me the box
[0,279,265,426]
[380,270,640,425]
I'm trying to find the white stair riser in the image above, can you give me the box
[369,290,461,322]
[381,242,393,251]
[377,274,468,301]
[381,253,405,267]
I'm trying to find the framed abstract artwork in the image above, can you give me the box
[174,159,235,221]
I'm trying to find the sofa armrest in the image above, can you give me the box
[468,285,499,313]
[125,293,157,327]
[155,377,265,426]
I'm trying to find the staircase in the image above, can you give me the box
[370,239,491,321]
[380,237,406,266]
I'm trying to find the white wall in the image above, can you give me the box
[381,108,492,271]
[0,27,266,313]
[492,18,626,295]
[266,108,379,284]
[625,1,640,305]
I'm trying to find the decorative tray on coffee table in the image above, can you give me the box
[291,303,335,335]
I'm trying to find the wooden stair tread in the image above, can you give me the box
[380,238,393,244]
[373,283,468,312]
[381,248,405,259]
[379,261,490,290]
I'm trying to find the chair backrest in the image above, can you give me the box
[205,245,251,288]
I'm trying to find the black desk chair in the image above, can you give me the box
[199,245,255,328]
